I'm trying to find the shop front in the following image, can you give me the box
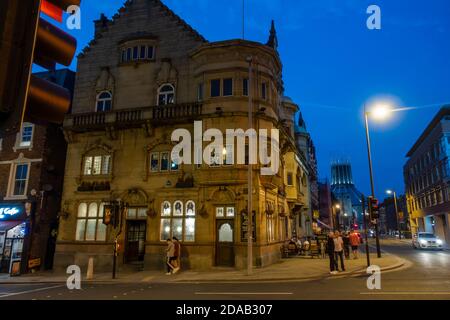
[0,203,30,275]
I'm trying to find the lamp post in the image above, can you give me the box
[246,55,253,276]
[387,190,402,240]
[364,104,386,258]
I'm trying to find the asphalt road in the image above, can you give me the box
[0,240,449,300]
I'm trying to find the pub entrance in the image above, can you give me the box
[124,207,147,263]
[215,206,236,267]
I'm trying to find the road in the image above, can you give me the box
[0,240,449,300]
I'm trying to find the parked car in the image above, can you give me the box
[412,232,445,250]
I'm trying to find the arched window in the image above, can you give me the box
[96,91,112,112]
[75,202,107,242]
[157,84,175,106]
[160,200,195,242]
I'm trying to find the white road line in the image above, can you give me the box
[195,292,293,295]
[0,285,64,299]
[361,292,450,295]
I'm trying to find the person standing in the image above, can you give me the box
[326,232,338,274]
[333,231,346,272]
[165,239,176,275]
[343,232,350,259]
[349,230,360,259]
[172,237,181,273]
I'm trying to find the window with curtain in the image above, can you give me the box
[83,154,111,176]
[75,202,107,241]
[160,200,195,242]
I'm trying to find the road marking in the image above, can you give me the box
[361,292,450,295]
[0,285,64,299]
[195,292,293,296]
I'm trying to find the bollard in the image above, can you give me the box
[86,257,94,280]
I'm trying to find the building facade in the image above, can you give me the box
[380,195,409,236]
[330,161,364,230]
[54,0,312,272]
[0,69,75,274]
[404,106,450,247]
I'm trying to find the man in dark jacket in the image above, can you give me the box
[326,232,338,274]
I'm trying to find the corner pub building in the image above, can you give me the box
[55,0,314,272]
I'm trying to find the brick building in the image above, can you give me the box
[0,69,75,274]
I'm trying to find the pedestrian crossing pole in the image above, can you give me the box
[362,195,371,267]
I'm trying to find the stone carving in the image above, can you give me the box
[156,60,178,85]
[95,67,115,91]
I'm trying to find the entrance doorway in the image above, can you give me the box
[216,219,235,267]
[125,220,146,263]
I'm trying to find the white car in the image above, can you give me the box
[413,232,445,250]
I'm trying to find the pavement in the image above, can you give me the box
[0,248,407,285]
[1,240,449,300]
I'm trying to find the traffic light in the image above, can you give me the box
[103,203,121,228]
[368,197,380,220]
[0,0,80,127]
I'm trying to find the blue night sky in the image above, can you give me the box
[46,0,450,200]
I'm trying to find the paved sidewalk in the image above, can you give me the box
[0,251,407,284]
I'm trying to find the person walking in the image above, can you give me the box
[165,239,176,275]
[172,237,181,273]
[343,231,350,259]
[333,231,346,272]
[349,230,361,259]
[326,232,338,274]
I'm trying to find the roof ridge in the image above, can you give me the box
[156,0,207,42]
[78,0,207,59]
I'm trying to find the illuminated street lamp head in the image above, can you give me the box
[370,104,392,120]
[372,104,391,119]
[386,190,394,195]
[335,204,341,209]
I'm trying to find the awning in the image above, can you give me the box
[0,221,24,233]
[316,219,332,230]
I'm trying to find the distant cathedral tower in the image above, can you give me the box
[331,162,354,186]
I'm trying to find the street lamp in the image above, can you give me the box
[364,103,395,258]
[386,190,402,240]
[246,55,253,276]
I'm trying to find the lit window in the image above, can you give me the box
[96,91,112,112]
[158,84,175,106]
[216,206,235,218]
[83,155,112,176]
[160,201,196,242]
[12,164,29,196]
[75,202,107,242]
[223,78,233,96]
[223,144,234,166]
[210,79,220,97]
[19,123,34,147]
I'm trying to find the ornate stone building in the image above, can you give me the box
[55,0,312,271]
